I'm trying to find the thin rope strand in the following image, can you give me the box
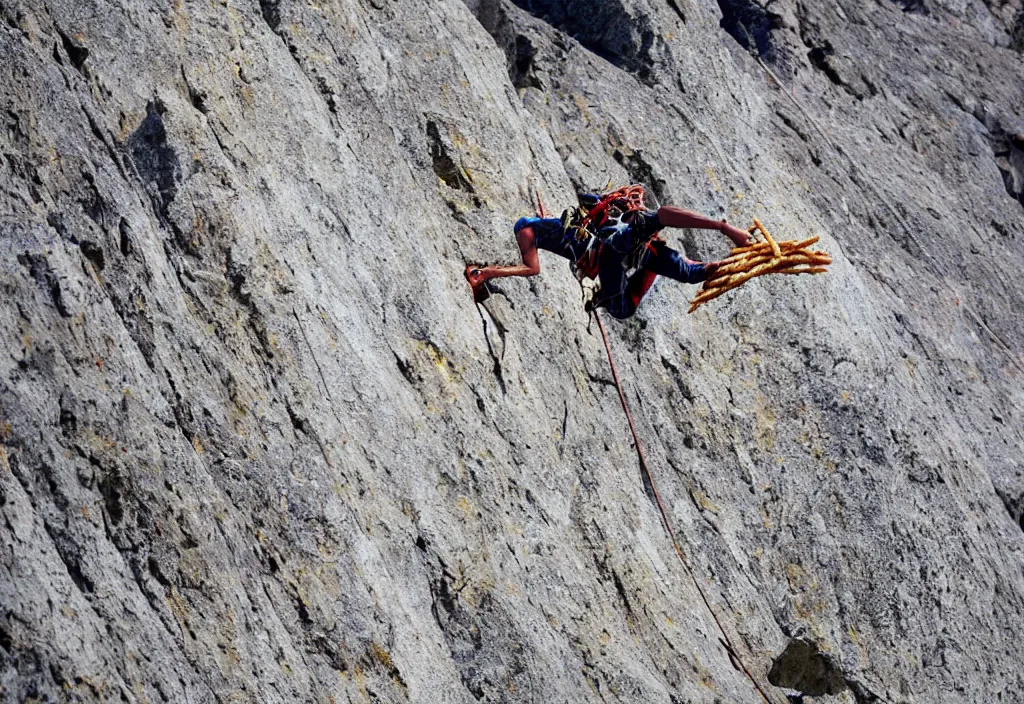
[595,311,776,704]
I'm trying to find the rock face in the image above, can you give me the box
[1,0,1023,701]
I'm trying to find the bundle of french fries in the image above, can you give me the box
[687,219,831,314]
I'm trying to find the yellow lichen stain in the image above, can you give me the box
[87,433,118,455]
[370,642,393,670]
[573,93,592,124]
[191,436,204,454]
[237,82,255,111]
[848,626,869,667]
[696,661,718,691]
[754,394,776,452]
[462,577,495,609]
[353,666,367,697]
[179,551,206,589]
[449,129,469,150]
[171,0,188,36]
[839,390,851,402]
[65,673,109,698]
[455,496,473,519]
[811,440,827,461]
[690,488,719,515]
[574,370,590,398]
[705,166,721,193]
[420,340,457,377]
[166,588,190,627]
[717,357,735,375]
[786,563,827,622]
[117,109,144,142]
[785,563,810,590]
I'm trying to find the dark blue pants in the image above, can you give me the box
[596,241,708,319]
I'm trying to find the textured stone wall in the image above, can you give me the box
[1,0,1023,701]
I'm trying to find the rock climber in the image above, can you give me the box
[465,187,754,319]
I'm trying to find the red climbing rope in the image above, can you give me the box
[594,311,776,704]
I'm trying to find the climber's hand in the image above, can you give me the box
[720,220,755,247]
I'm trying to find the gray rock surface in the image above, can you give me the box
[1,0,1023,701]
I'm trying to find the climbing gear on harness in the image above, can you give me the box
[688,219,832,313]
[567,184,660,283]
[579,184,648,233]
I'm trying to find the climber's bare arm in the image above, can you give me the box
[468,227,540,285]
[657,206,753,247]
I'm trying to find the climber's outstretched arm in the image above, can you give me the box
[657,205,753,247]
[467,226,540,285]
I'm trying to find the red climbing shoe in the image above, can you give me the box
[465,264,491,303]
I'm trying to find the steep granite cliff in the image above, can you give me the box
[1,0,1023,701]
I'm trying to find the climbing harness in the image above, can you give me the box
[689,219,832,314]
[593,310,778,704]
[566,184,665,303]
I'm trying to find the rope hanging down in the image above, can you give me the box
[594,311,777,704]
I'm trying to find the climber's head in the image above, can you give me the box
[578,187,645,230]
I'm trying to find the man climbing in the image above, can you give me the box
[465,186,754,319]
